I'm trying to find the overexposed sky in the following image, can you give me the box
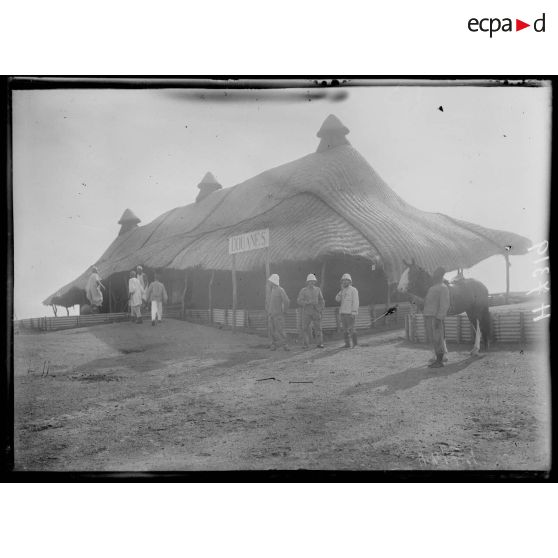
[12,83,551,318]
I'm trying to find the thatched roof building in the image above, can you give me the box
[44,115,531,310]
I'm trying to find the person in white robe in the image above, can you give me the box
[85,266,104,312]
[128,270,145,323]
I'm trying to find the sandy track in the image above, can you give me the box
[13,319,551,471]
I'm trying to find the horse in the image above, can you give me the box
[397,259,491,355]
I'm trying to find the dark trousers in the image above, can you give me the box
[425,316,445,354]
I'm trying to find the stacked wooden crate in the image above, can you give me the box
[406,311,547,344]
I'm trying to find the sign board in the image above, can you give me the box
[228,228,269,255]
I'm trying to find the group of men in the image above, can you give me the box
[127,266,168,326]
[266,266,451,368]
[86,262,451,367]
[265,272,360,351]
[86,265,168,326]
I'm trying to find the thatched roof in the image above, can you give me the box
[43,115,531,306]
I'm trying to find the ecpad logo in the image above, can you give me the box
[468,13,546,37]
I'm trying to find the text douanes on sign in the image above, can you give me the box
[228,229,270,255]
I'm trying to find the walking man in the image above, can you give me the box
[265,274,290,351]
[144,272,168,326]
[297,273,325,349]
[423,267,450,368]
[335,273,359,348]
[136,265,149,290]
[137,265,149,312]
[128,270,144,324]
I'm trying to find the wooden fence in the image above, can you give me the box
[405,311,548,344]
[15,304,183,333]
[16,302,414,335]
[186,302,414,334]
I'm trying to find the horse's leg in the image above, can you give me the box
[472,319,481,356]
[480,306,491,352]
[467,311,481,356]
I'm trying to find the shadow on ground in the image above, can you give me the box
[343,355,484,396]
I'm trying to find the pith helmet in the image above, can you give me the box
[306,274,317,282]
[341,273,352,281]
[268,274,280,286]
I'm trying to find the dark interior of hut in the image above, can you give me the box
[58,254,409,315]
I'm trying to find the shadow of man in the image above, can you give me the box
[344,355,483,397]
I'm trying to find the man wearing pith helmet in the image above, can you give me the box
[265,274,291,351]
[335,273,360,348]
[297,273,325,349]
[423,266,450,368]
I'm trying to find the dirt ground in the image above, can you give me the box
[13,318,551,471]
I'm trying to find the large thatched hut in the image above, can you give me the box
[44,114,531,315]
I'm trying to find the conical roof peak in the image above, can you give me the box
[316,114,350,138]
[196,171,223,202]
[118,208,141,224]
[198,171,221,187]
[316,115,351,153]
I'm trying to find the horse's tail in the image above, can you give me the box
[480,305,491,344]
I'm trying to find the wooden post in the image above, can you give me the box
[232,253,237,332]
[125,276,130,315]
[208,270,215,323]
[265,247,271,311]
[108,276,113,313]
[181,271,189,319]
[504,254,510,305]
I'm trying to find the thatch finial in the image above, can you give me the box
[196,171,223,202]
[118,208,141,236]
[316,114,351,152]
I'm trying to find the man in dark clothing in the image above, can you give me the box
[423,267,451,368]
[297,273,325,349]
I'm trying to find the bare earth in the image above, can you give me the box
[13,319,551,471]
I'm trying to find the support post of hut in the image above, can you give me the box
[125,276,130,316]
[320,260,326,292]
[232,254,237,332]
[181,271,189,320]
[208,270,215,323]
[504,254,510,305]
[108,277,113,313]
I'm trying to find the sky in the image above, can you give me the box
[12,83,551,319]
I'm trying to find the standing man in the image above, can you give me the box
[85,266,105,313]
[137,265,149,290]
[265,274,290,351]
[145,272,168,326]
[137,265,149,312]
[335,273,359,348]
[423,267,450,368]
[128,270,144,324]
[297,273,325,349]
